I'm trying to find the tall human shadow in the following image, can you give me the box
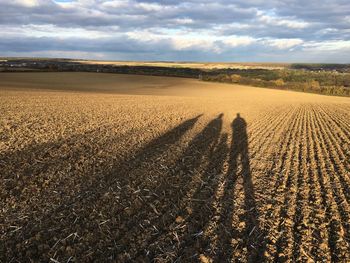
[115,114,224,261]
[172,132,229,260]
[1,115,202,261]
[216,113,262,262]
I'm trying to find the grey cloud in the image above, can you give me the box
[0,35,170,53]
[0,0,349,62]
[0,0,348,39]
[0,1,257,29]
[1,34,350,62]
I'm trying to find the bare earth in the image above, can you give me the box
[0,73,350,262]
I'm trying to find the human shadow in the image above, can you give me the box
[216,113,262,262]
[2,113,264,262]
[173,132,229,260]
[114,114,224,261]
[1,115,202,261]
[127,114,261,262]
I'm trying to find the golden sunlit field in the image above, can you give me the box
[1,72,350,262]
[72,60,287,70]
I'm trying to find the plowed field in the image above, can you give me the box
[1,73,350,262]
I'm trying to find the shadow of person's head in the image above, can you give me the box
[232,112,246,127]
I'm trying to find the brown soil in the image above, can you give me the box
[0,73,349,262]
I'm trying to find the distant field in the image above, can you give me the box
[1,59,349,97]
[1,72,350,262]
[73,60,288,70]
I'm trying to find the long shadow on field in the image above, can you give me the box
[172,132,229,260]
[115,114,224,261]
[1,115,201,261]
[215,113,262,262]
[1,113,264,262]
[124,113,263,262]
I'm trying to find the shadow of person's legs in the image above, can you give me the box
[2,114,202,260]
[215,113,262,262]
[115,114,225,260]
[241,137,262,262]
[175,133,229,259]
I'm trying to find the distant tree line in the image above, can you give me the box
[290,63,350,72]
[202,69,350,97]
[2,59,350,96]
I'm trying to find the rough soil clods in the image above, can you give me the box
[0,73,350,262]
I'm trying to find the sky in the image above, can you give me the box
[0,0,350,62]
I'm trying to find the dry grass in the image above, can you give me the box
[0,73,349,262]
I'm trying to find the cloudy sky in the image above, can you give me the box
[1,0,350,62]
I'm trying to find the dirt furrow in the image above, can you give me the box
[315,105,350,201]
[310,106,350,260]
[318,104,350,141]
[273,105,305,261]
[317,104,350,172]
[311,107,350,241]
[255,105,299,208]
[305,107,331,261]
[292,105,311,261]
[261,106,304,260]
[327,104,350,127]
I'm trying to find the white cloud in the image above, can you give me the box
[303,40,350,51]
[172,38,218,52]
[126,30,219,52]
[13,0,40,7]
[126,30,257,53]
[222,36,256,47]
[258,12,309,29]
[26,50,107,59]
[126,30,166,43]
[101,0,130,9]
[0,24,115,39]
[173,18,194,25]
[264,38,304,49]
[137,2,164,12]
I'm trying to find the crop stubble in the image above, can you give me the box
[0,73,349,262]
